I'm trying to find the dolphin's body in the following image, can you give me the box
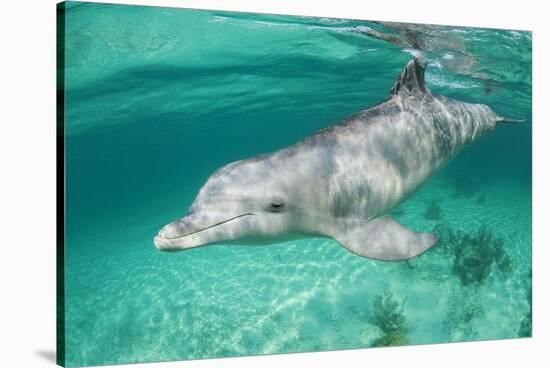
[154,58,520,261]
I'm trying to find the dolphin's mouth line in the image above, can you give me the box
[159,213,255,240]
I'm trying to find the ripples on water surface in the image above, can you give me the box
[61,2,532,366]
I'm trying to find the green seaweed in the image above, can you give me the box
[432,224,512,286]
[518,304,532,338]
[517,273,532,338]
[369,293,409,347]
[430,223,457,255]
[424,201,443,220]
[452,225,512,286]
[444,286,485,340]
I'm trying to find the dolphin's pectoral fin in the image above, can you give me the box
[333,216,437,261]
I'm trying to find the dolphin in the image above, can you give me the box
[154,58,522,261]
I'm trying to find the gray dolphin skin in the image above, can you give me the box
[154,58,522,261]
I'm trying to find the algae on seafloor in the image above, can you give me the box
[369,292,410,347]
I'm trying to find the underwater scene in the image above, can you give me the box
[59,2,532,367]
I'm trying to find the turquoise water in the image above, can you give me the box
[60,2,532,366]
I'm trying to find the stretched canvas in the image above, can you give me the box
[57,1,532,366]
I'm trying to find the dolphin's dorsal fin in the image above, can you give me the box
[390,58,429,96]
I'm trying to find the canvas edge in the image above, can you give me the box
[56,2,67,367]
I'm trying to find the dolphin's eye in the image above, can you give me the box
[267,198,285,212]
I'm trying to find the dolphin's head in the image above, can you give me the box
[154,154,317,251]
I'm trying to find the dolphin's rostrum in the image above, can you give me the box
[154,58,522,261]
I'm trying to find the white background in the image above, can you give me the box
[0,0,548,367]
